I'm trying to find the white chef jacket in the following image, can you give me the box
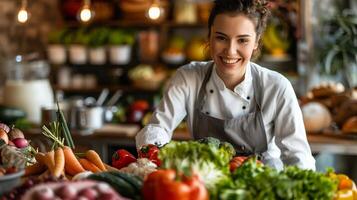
[136,61,316,170]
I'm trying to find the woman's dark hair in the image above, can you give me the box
[208,0,270,38]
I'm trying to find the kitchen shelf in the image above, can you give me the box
[53,85,161,94]
[64,20,206,29]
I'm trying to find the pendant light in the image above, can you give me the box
[17,0,29,23]
[78,0,93,23]
[147,0,162,20]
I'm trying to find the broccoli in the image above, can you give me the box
[198,137,221,147]
[198,137,236,157]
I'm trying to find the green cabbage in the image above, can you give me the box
[158,138,236,196]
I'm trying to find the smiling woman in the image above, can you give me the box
[209,14,259,89]
[135,0,316,171]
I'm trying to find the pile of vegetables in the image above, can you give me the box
[158,137,236,198]
[2,100,356,200]
[219,157,338,200]
[25,104,108,178]
[111,145,160,179]
[0,122,36,176]
[155,137,355,200]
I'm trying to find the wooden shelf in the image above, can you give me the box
[53,85,161,93]
[63,20,206,29]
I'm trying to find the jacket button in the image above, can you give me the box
[247,96,250,100]
[210,89,214,93]
[205,111,210,115]
[240,146,245,151]
[242,106,246,110]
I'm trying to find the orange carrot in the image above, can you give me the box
[45,150,56,176]
[63,146,85,176]
[85,150,106,171]
[25,162,46,176]
[65,165,77,177]
[53,147,65,177]
[79,158,102,173]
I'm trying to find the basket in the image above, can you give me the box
[132,78,163,91]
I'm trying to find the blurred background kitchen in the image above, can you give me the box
[0,0,356,179]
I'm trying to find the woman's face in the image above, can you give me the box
[209,13,258,78]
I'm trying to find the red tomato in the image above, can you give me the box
[142,170,208,200]
[184,174,209,200]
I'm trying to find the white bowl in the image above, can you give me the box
[0,170,25,195]
[162,53,185,65]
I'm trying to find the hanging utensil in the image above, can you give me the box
[96,88,109,106]
[106,89,123,107]
[103,90,123,123]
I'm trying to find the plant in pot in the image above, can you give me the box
[47,29,68,65]
[108,29,135,65]
[67,28,90,65]
[88,27,109,65]
[320,10,357,88]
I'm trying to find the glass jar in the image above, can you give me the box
[2,55,54,124]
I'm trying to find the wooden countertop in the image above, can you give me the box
[25,124,357,155]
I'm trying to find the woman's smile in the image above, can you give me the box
[220,57,242,64]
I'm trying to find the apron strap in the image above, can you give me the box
[250,64,263,110]
[193,63,214,132]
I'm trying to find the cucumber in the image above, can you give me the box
[108,171,143,192]
[0,105,26,125]
[88,172,139,199]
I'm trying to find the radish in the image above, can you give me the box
[79,187,98,199]
[56,185,78,198]
[12,138,29,148]
[99,193,119,200]
[34,187,55,200]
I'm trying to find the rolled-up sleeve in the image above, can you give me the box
[274,79,316,170]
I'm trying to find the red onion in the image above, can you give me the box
[11,138,29,148]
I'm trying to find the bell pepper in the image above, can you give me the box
[112,149,137,169]
[337,174,354,190]
[138,144,161,166]
[131,100,150,111]
[142,169,209,200]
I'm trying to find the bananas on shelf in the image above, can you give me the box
[262,21,291,58]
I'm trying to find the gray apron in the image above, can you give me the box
[192,63,268,157]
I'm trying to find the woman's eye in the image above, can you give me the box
[238,38,248,44]
[215,36,226,41]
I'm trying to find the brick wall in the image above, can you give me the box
[0,0,63,58]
